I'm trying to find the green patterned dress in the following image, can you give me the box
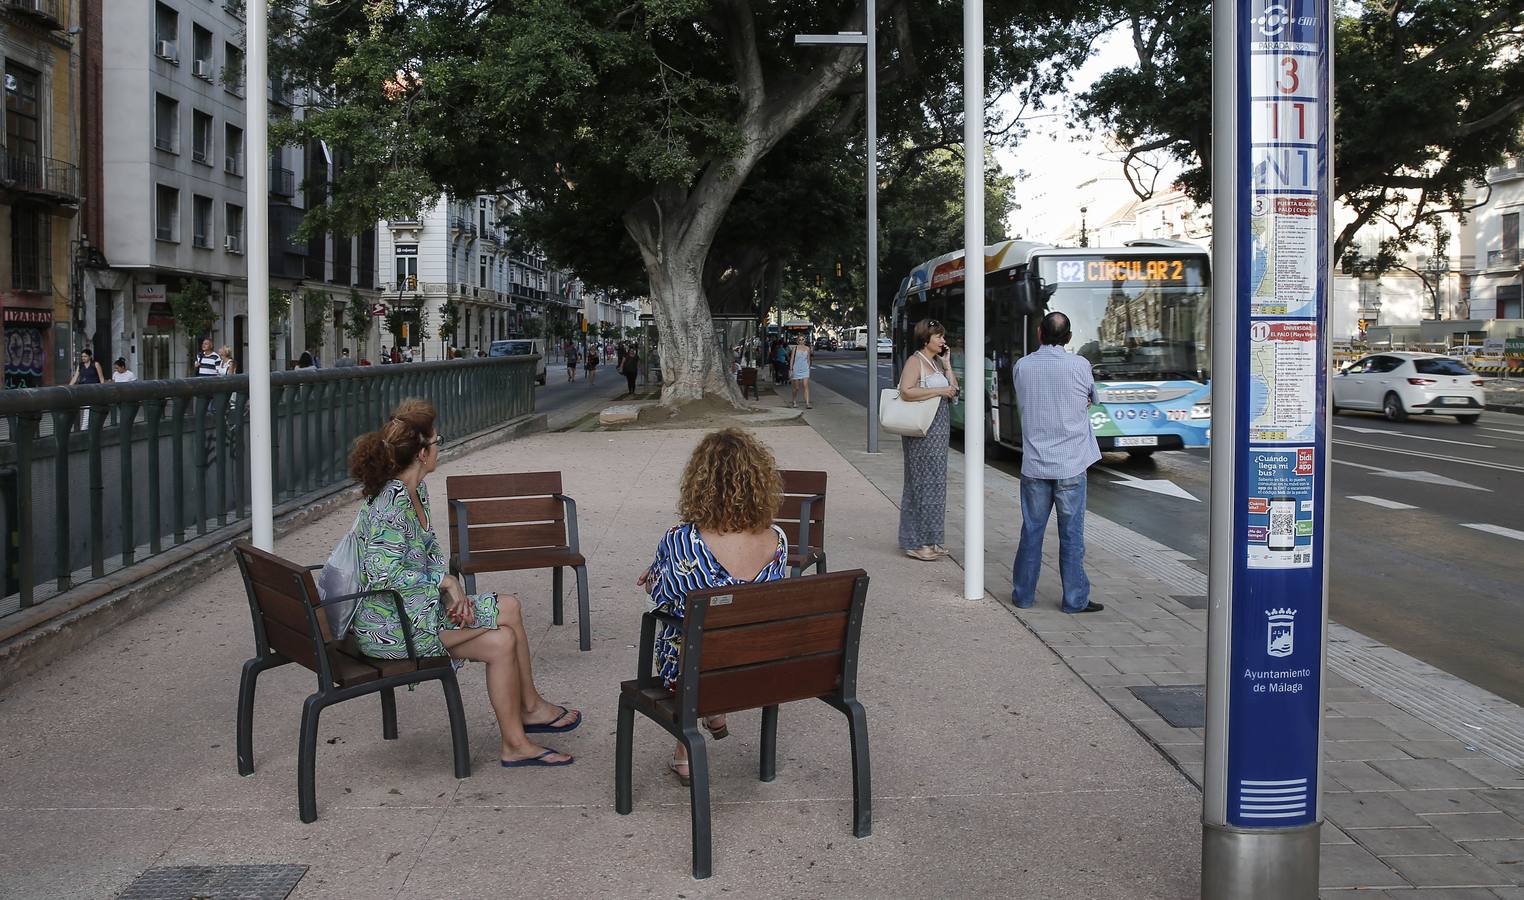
[349,479,499,661]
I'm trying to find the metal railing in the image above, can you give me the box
[0,356,537,617]
[1487,248,1521,268]
[3,0,66,30]
[0,147,81,202]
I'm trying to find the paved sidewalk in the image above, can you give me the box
[0,420,1201,897]
[804,381,1524,898]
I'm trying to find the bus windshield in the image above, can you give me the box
[1035,253,1210,382]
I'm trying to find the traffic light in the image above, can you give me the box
[835,261,843,278]
[407,274,417,290]
[1357,318,1368,333]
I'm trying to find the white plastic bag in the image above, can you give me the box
[316,513,364,638]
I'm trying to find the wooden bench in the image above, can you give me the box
[777,469,827,577]
[446,471,592,651]
[232,542,470,823]
[737,366,759,400]
[614,569,871,879]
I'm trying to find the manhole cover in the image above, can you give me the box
[1173,594,1208,609]
[1129,684,1206,729]
[118,864,306,900]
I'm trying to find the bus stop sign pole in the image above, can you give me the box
[1203,1,1333,896]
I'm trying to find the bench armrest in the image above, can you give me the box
[318,588,420,664]
[552,493,580,553]
[797,492,825,552]
[635,609,684,688]
[448,499,473,569]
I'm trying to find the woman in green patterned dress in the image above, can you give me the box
[348,399,580,767]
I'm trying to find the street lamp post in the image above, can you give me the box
[795,13,877,453]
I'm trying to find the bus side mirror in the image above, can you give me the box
[1016,282,1053,316]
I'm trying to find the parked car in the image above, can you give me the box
[488,338,548,385]
[876,337,893,358]
[814,336,838,352]
[1332,352,1484,423]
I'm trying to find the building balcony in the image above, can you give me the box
[449,215,476,238]
[270,166,296,198]
[1486,248,1520,269]
[0,148,81,207]
[3,0,66,31]
[1486,157,1524,183]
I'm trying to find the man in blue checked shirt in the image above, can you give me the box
[1010,311,1104,614]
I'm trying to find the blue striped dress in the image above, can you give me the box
[644,523,788,687]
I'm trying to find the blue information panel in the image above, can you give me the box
[1226,0,1329,828]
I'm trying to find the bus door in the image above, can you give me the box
[989,277,1026,448]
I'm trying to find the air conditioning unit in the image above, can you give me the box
[154,137,174,152]
[225,156,240,175]
[225,235,242,253]
[156,41,178,63]
[193,149,209,164]
[193,60,213,80]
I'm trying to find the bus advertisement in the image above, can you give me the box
[891,239,1211,456]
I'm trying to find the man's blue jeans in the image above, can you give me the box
[1011,474,1090,612]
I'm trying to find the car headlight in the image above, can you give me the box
[1191,402,1211,419]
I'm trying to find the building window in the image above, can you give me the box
[480,254,488,286]
[192,24,214,80]
[395,243,418,288]
[154,94,179,152]
[223,43,244,96]
[192,110,213,164]
[479,198,488,233]
[225,203,244,253]
[154,3,179,60]
[1504,213,1519,255]
[156,184,180,242]
[224,123,243,175]
[9,204,50,292]
[5,63,41,165]
[192,194,213,248]
[1500,285,1523,320]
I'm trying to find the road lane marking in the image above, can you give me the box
[1346,495,1418,510]
[1482,426,1524,437]
[1099,466,1199,501]
[1335,425,1494,448]
[1331,458,1492,492]
[1334,439,1524,475]
[1460,523,1524,542]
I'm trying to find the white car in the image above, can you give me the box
[1332,352,1484,423]
[876,337,893,357]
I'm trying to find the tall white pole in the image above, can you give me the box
[247,2,274,550]
[864,0,879,453]
[962,0,985,601]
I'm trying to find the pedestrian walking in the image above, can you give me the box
[68,348,106,430]
[110,358,137,383]
[1010,311,1103,614]
[771,339,788,384]
[621,344,639,396]
[296,351,316,369]
[896,319,959,561]
[335,347,358,368]
[217,346,236,376]
[788,333,813,409]
[585,347,598,384]
[194,338,221,377]
[566,347,578,381]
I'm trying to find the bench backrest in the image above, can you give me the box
[446,472,568,557]
[234,542,330,675]
[678,569,868,717]
[775,469,826,551]
[737,367,758,387]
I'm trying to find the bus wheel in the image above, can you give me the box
[1126,448,1156,460]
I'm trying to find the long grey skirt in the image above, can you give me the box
[898,398,950,550]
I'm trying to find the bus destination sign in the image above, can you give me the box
[1044,257,1207,286]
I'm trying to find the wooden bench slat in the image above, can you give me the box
[700,612,848,671]
[460,522,568,553]
[780,469,827,494]
[457,547,585,573]
[447,496,565,528]
[775,495,825,521]
[695,653,843,717]
[694,575,857,628]
[327,648,384,687]
[261,616,323,672]
[254,584,332,642]
[446,471,562,500]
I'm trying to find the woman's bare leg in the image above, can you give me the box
[494,594,571,725]
[442,626,570,763]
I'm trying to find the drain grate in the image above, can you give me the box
[118,864,306,900]
[1129,684,1207,729]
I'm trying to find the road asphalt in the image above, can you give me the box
[808,352,1524,705]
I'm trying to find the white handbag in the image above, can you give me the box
[315,512,365,638]
[879,388,940,437]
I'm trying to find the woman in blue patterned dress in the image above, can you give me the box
[637,428,789,784]
[348,399,581,768]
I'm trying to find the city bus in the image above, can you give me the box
[890,239,1211,456]
[844,326,869,351]
[781,320,814,348]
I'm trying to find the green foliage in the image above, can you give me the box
[437,302,461,342]
[300,288,332,338]
[344,289,372,344]
[1076,1,1524,258]
[170,279,216,341]
[521,318,543,339]
[268,288,292,324]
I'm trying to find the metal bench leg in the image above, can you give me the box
[551,566,565,626]
[614,696,635,815]
[842,698,872,838]
[574,564,591,651]
[759,705,779,782]
[788,564,802,579]
[236,656,278,776]
[381,686,398,740]
[297,694,328,823]
[684,729,713,879]
[440,672,471,779]
[815,554,827,576]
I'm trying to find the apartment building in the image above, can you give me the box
[1,0,81,389]
[90,0,377,378]
[380,194,579,356]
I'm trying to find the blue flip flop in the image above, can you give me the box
[501,749,573,768]
[524,705,582,734]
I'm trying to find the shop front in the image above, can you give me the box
[2,305,54,389]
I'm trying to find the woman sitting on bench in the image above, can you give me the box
[637,427,789,785]
[348,399,582,768]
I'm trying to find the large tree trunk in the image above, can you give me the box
[638,236,740,404]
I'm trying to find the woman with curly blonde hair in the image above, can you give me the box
[636,427,788,784]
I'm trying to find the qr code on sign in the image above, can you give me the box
[1270,509,1295,541]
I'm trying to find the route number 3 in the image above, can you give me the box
[1276,56,1299,94]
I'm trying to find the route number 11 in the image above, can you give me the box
[1265,101,1309,141]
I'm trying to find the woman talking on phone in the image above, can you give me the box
[896,319,959,561]
[347,399,581,768]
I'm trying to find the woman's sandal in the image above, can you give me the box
[501,749,573,768]
[669,759,691,786]
[703,716,729,740]
[524,705,582,734]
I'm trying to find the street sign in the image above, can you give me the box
[1205,0,1332,895]
[370,303,388,317]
